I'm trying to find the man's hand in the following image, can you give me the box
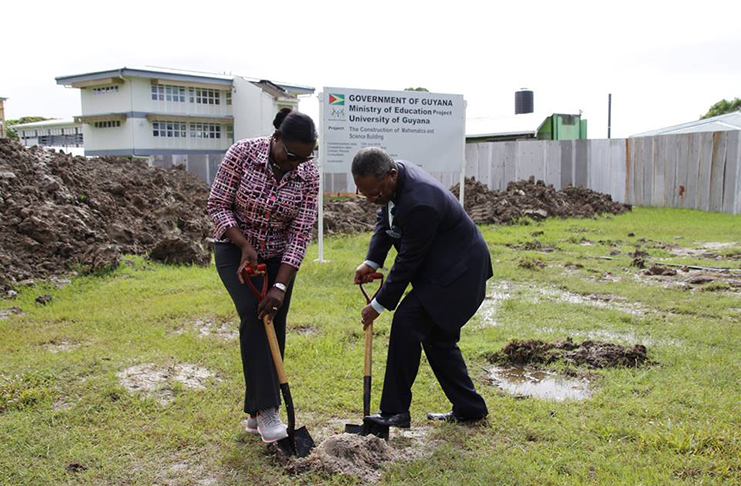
[360,304,379,329]
[354,262,376,284]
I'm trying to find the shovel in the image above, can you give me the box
[344,272,390,440]
[243,264,314,458]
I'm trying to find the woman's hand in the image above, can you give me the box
[257,287,285,320]
[236,244,259,284]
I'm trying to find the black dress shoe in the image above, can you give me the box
[363,411,411,428]
[427,411,487,423]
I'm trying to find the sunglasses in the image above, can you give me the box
[281,139,314,163]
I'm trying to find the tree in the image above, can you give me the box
[404,87,429,92]
[5,116,53,141]
[700,98,741,119]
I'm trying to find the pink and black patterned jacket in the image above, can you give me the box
[207,137,319,269]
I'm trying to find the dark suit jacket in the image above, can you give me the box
[367,161,493,331]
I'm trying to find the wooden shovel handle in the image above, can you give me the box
[263,315,287,385]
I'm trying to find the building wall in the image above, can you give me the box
[81,77,233,155]
[81,83,130,115]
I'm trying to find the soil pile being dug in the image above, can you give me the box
[488,338,650,368]
[0,140,212,291]
[289,433,397,483]
[450,177,631,224]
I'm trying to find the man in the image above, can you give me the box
[352,147,492,429]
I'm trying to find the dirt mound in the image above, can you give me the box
[319,176,629,235]
[289,433,396,483]
[0,140,212,291]
[450,176,631,224]
[322,198,378,235]
[488,338,650,368]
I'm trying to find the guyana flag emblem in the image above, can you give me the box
[329,94,345,105]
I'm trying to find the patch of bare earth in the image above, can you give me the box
[44,339,79,353]
[117,363,220,405]
[0,307,22,320]
[639,266,741,293]
[175,317,238,341]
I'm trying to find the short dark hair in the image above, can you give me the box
[273,108,317,145]
[351,147,396,179]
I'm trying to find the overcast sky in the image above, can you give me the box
[3,0,740,138]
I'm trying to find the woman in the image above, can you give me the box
[207,108,318,443]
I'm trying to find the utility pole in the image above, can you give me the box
[607,93,612,139]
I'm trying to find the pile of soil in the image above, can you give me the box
[0,140,212,291]
[450,177,631,224]
[322,198,377,235]
[488,338,650,368]
[289,433,396,483]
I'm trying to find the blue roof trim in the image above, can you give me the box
[57,68,232,86]
[75,112,234,120]
[56,67,314,94]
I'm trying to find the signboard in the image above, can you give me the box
[315,86,467,262]
[320,87,465,174]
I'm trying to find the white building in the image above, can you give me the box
[55,66,314,183]
[12,118,85,155]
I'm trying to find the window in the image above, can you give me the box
[92,86,119,95]
[151,84,186,102]
[153,121,187,138]
[189,122,222,139]
[94,120,121,128]
[562,115,576,126]
[226,124,234,141]
[226,91,232,106]
[189,87,221,105]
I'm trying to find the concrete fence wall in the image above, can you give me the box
[461,130,741,215]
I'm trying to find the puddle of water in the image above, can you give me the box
[477,281,515,327]
[477,280,651,326]
[533,288,646,316]
[702,242,736,251]
[488,366,591,401]
[535,327,682,347]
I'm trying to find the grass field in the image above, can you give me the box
[1,207,740,485]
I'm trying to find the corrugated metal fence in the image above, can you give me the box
[463,130,741,215]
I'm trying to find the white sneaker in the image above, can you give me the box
[257,408,288,443]
[245,414,258,434]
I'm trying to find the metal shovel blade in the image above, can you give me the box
[344,421,390,440]
[274,426,314,458]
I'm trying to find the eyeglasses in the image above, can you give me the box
[356,173,389,200]
[281,139,314,163]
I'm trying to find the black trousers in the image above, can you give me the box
[380,289,488,418]
[214,242,295,415]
